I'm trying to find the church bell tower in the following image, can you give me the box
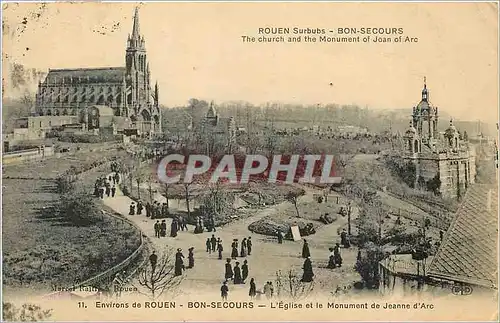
[125,7,150,116]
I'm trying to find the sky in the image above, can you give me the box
[2,2,498,122]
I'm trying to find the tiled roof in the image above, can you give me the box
[428,184,498,288]
[44,67,126,84]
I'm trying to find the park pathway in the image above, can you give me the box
[102,175,359,299]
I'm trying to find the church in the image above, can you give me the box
[34,7,161,134]
[403,78,476,199]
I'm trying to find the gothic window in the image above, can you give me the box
[63,95,69,103]
[55,109,60,116]
[107,95,113,104]
[55,96,60,103]
[108,87,113,93]
[72,95,78,103]
[80,95,86,103]
[127,93,132,104]
[116,93,122,104]
[97,95,104,105]
[89,95,95,103]
[38,110,44,116]
[414,140,418,153]
[71,109,77,116]
[62,109,68,116]
[47,109,52,116]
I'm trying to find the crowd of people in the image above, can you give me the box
[94,173,119,199]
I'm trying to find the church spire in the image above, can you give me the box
[128,7,143,50]
[132,7,141,41]
[421,76,428,101]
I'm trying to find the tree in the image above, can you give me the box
[183,183,192,218]
[200,181,234,219]
[2,302,52,322]
[285,189,305,218]
[275,269,314,301]
[162,183,171,209]
[135,248,183,300]
[355,242,384,289]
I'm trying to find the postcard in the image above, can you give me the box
[1,1,498,321]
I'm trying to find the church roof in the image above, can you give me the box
[44,67,126,84]
[427,185,498,288]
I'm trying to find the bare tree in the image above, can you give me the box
[135,248,183,300]
[183,183,192,218]
[285,189,305,218]
[275,269,314,301]
[201,181,234,216]
[162,183,171,209]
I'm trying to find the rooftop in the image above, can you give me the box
[43,67,126,84]
[427,184,498,288]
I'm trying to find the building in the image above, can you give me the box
[427,184,498,289]
[403,78,476,199]
[379,184,498,296]
[201,102,236,153]
[33,7,161,135]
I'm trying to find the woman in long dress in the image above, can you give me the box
[302,239,311,258]
[225,258,234,280]
[249,278,256,299]
[174,248,184,276]
[240,238,247,257]
[327,247,336,269]
[231,240,239,259]
[187,247,195,269]
[233,262,242,284]
[242,260,249,283]
[301,257,314,282]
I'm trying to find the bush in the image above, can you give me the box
[58,189,101,226]
[355,243,384,289]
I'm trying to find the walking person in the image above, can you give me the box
[327,247,335,269]
[160,220,167,237]
[302,239,311,258]
[206,238,212,254]
[224,258,234,281]
[233,262,242,284]
[277,230,283,244]
[241,260,249,283]
[136,201,143,215]
[221,281,229,301]
[240,238,248,257]
[334,243,343,268]
[154,220,161,238]
[247,237,252,255]
[211,235,217,252]
[174,248,184,276]
[231,239,238,260]
[187,247,195,269]
[249,278,257,299]
[111,185,116,198]
[149,251,157,271]
[217,239,224,260]
[129,202,136,216]
[301,256,314,282]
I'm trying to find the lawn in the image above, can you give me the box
[2,148,140,296]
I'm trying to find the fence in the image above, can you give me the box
[2,146,55,165]
[43,209,146,300]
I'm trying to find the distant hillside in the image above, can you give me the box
[161,100,497,137]
[2,61,47,133]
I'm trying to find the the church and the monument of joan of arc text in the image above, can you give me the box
[34,8,161,134]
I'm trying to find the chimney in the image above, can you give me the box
[487,189,492,212]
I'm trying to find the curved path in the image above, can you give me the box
[102,177,360,299]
